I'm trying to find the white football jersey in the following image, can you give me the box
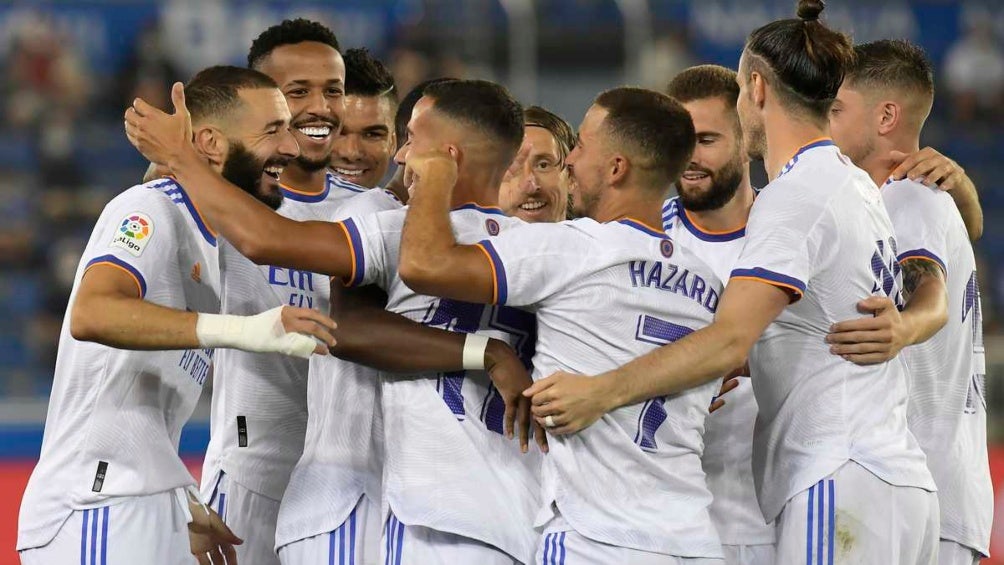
[481,217,723,558]
[662,196,773,546]
[883,178,991,556]
[338,205,542,563]
[18,178,221,550]
[731,140,935,522]
[200,172,370,502]
[275,186,402,548]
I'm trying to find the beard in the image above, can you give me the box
[675,155,744,212]
[295,153,332,173]
[744,122,766,161]
[222,141,284,210]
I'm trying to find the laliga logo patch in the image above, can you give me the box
[660,239,674,258]
[111,212,154,257]
[485,218,500,236]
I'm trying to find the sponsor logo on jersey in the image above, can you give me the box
[111,212,154,257]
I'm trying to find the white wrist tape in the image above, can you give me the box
[196,306,317,359]
[462,334,490,370]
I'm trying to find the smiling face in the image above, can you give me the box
[219,87,299,209]
[565,104,610,219]
[330,94,396,188]
[674,96,746,212]
[256,41,345,173]
[498,125,569,223]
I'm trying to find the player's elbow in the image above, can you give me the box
[398,254,442,296]
[69,297,105,343]
[231,236,273,266]
[967,221,983,243]
[715,324,756,372]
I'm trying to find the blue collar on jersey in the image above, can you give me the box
[617,218,670,239]
[326,170,367,195]
[148,178,217,246]
[452,202,506,215]
[776,138,835,179]
[280,179,332,203]
[677,207,746,242]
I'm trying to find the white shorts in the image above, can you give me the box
[383,511,519,565]
[206,471,281,565]
[277,495,382,565]
[721,543,775,565]
[19,490,192,565]
[776,461,939,565]
[534,512,724,565]
[938,540,980,565]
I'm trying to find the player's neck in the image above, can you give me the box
[764,116,830,181]
[383,166,410,203]
[592,188,664,229]
[452,175,500,208]
[279,163,327,195]
[685,175,755,233]
[862,136,922,187]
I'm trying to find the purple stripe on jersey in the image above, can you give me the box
[341,218,367,287]
[329,173,367,194]
[816,481,823,565]
[153,179,217,246]
[897,248,947,275]
[677,209,746,242]
[827,480,835,565]
[100,506,109,565]
[730,267,806,294]
[616,219,670,239]
[541,533,550,564]
[349,505,357,565]
[339,517,346,565]
[394,517,404,565]
[90,503,99,565]
[477,240,509,305]
[85,255,148,297]
[328,529,336,565]
[559,532,566,564]
[80,509,89,565]
[806,484,814,565]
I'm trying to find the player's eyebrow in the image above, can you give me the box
[363,125,390,134]
[263,119,287,132]
[284,78,344,87]
[696,131,722,139]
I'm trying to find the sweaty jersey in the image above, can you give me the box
[883,178,991,556]
[480,218,723,558]
[200,172,366,502]
[275,186,403,549]
[731,140,935,522]
[338,205,541,563]
[662,196,774,546]
[18,178,221,550]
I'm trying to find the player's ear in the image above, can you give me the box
[193,125,227,168]
[608,154,629,186]
[750,71,766,110]
[877,101,899,136]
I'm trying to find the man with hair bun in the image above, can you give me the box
[527,2,940,563]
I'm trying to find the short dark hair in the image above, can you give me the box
[744,0,855,122]
[594,87,696,190]
[247,18,340,69]
[344,48,397,102]
[524,105,576,163]
[423,79,525,163]
[185,65,278,124]
[395,77,454,150]
[847,40,934,98]
[666,65,739,107]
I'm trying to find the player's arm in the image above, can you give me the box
[524,279,790,435]
[397,149,495,304]
[72,263,336,356]
[890,147,983,241]
[329,283,543,451]
[124,84,355,277]
[826,258,948,365]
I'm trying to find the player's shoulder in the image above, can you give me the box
[325,170,369,198]
[339,187,404,219]
[882,177,952,209]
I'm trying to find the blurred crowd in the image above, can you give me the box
[0,1,1002,399]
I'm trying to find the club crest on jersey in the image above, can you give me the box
[660,239,674,258]
[485,218,500,236]
[111,212,154,257]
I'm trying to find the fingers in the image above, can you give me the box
[888,149,920,180]
[172,81,189,115]
[285,306,338,331]
[827,330,891,346]
[718,377,740,396]
[212,515,243,545]
[533,420,549,453]
[841,352,892,365]
[830,341,890,356]
[503,395,515,440]
[195,552,212,565]
[518,397,531,453]
[709,398,726,413]
[856,295,893,314]
[524,377,555,398]
[828,318,888,336]
[530,401,562,418]
[207,548,225,565]
[286,319,336,348]
[222,543,238,564]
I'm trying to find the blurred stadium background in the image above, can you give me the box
[0,0,1001,561]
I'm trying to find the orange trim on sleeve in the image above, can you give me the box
[83,261,144,297]
[898,255,947,275]
[474,243,500,304]
[730,275,804,297]
[336,222,357,286]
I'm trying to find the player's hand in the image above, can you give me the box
[124,82,195,170]
[187,499,241,565]
[524,371,615,435]
[709,363,746,413]
[485,340,546,453]
[403,146,459,193]
[889,147,966,192]
[279,305,338,355]
[826,296,908,365]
